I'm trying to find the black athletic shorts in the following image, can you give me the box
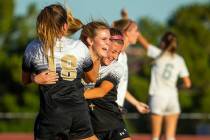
[34,108,94,140]
[95,127,130,140]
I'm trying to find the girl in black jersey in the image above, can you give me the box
[83,28,131,140]
[22,4,101,140]
[27,20,111,140]
[32,26,127,140]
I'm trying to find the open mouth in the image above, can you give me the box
[101,46,109,57]
[102,46,108,52]
[105,56,114,63]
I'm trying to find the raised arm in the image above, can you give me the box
[120,8,150,50]
[137,31,150,50]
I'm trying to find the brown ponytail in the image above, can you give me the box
[152,32,178,64]
[66,11,83,36]
[159,31,177,54]
[36,4,67,57]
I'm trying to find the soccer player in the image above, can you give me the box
[22,4,100,140]
[112,19,149,113]
[138,31,191,140]
[83,28,131,140]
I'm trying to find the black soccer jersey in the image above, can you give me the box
[88,61,124,132]
[22,37,93,113]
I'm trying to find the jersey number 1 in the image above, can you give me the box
[61,55,77,81]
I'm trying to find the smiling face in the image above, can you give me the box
[91,28,111,58]
[102,41,123,65]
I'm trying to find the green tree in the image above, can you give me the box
[0,0,14,34]
[0,0,39,113]
[168,3,210,112]
[129,2,210,113]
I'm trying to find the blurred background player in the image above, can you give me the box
[113,10,149,114]
[138,31,191,140]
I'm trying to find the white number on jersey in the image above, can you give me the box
[48,55,78,81]
[60,55,77,81]
[162,63,174,80]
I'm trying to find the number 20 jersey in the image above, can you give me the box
[22,37,93,111]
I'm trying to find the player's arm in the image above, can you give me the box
[138,32,161,59]
[22,48,33,85]
[30,71,58,85]
[23,70,59,85]
[84,80,114,99]
[22,71,32,85]
[125,90,150,114]
[120,8,149,50]
[182,76,191,88]
[179,58,191,89]
[137,31,150,50]
[82,44,100,83]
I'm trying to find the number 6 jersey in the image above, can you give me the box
[22,37,93,111]
[147,45,189,96]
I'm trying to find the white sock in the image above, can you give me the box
[152,137,159,140]
[167,137,175,140]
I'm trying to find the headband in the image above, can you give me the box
[110,35,124,41]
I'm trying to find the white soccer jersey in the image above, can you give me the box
[116,52,128,106]
[22,37,93,110]
[147,45,189,96]
[23,37,92,77]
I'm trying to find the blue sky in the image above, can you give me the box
[15,0,209,25]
